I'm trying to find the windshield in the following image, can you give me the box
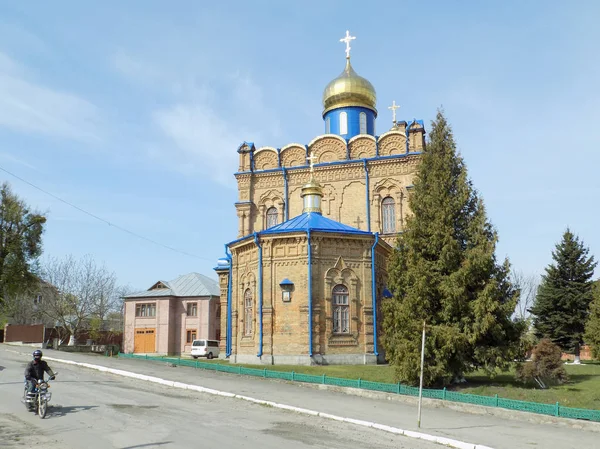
[192,341,205,346]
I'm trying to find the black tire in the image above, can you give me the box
[192,356,198,359]
[38,395,47,419]
[207,352,213,360]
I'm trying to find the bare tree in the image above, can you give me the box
[512,269,540,321]
[40,255,120,345]
[0,280,56,327]
[99,284,134,335]
[1,288,37,325]
[90,269,119,321]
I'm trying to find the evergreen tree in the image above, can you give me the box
[0,182,46,305]
[515,338,568,388]
[381,110,521,386]
[584,280,600,359]
[530,230,597,362]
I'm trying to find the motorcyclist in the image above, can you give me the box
[24,350,55,393]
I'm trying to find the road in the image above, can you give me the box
[0,348,437,449]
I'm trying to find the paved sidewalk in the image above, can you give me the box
[3,345,595,449]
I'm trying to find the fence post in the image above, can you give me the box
[291,371,295,382]
[178,357,181,366]
[495,394,499,407]
[238,366,242,375]
[264,368,267,378]
[145,354,148,360]
[397,382,401,394]
[358,378,362,389]
[195,360,198,369]
[443,387,447,400]
[323,374,326,384]
[555,402,560,417]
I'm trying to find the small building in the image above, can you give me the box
[123,272,220,355]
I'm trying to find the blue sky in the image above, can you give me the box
[1,1,598,291]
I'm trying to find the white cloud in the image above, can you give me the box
[153,104,241,187]
[0,52,23,74]
[111,50,214,100]
[0,52,100,142]
[113,51,281,187]
[0,152,40,171]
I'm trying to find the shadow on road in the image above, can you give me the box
[0,380,118,385]
[46,405,98,417]
[428,424,499,431]
[49,380,119,384]
[120,443,173,449]
[0,365,4,371]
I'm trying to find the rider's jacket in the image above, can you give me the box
[24,360,54,381]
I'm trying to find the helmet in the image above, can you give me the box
[32,350,42,361]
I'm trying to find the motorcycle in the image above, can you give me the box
[22,373,57,418]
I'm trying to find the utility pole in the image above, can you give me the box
[417,320,426,428]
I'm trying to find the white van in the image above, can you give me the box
[191,339,220,359]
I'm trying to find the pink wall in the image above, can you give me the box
[123,296,219,355]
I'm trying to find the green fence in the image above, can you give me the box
[117,353,600,423]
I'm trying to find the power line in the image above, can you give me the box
[0,165,214,262]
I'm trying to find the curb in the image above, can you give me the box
[44,355,493,449]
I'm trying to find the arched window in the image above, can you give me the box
[332,284,349,334]
[359,112,367,134]
[339,111,348,135]
[244,289,253,336]
[382,196,396,233]
[325,116,331,134]
[266,207,278,228]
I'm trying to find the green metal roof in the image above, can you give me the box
[125,272,219,299]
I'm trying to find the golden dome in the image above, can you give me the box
[322,58,377,116]
[301,177,323,197]
[301,175,323,214]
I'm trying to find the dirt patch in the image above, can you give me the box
[0,413,62,448]
[109,404,159,410]
[262,420,410,448]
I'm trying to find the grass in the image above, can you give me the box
[131,354,600,410]
[456,363,600,410]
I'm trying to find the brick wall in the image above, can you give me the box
[561,345,593,361]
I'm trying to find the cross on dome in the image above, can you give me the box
[307,153,318,173]
[340,30,356,59]
[302,152,324,214]
[388,100,400,123]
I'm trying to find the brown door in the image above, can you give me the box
[134,328,156,353]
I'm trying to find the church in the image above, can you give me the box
[214,31,426,365]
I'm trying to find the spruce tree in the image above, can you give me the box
[381,110,520,386]
[530,230,597,362]
[584,280,600,359]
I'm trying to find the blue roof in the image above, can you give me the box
[407,119,425,128]
[261,212,372,236]
[237,141,255,152]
